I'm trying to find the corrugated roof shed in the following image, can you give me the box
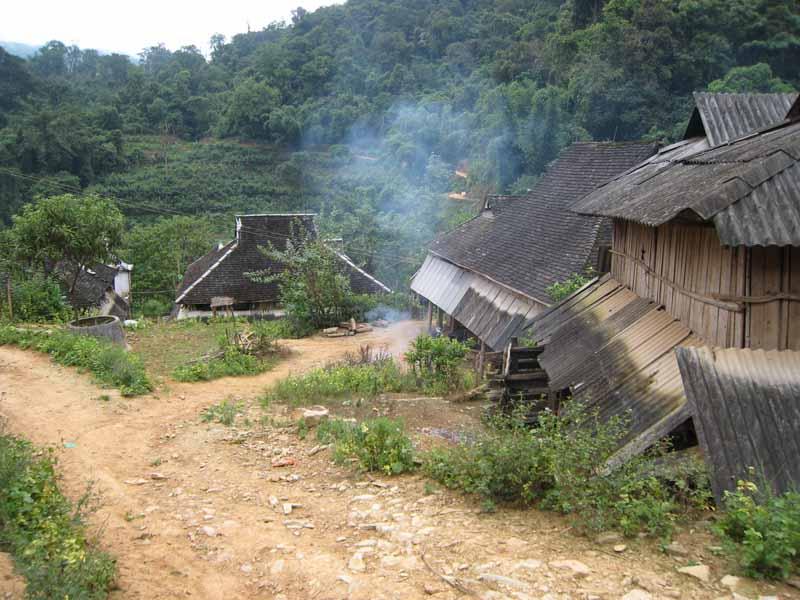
[676,346,800,502]
[573,117,800,246]
[411,254,540,350]
[684,92,798,146]
[176,214,389,305]
[426,141,656,304]
[524,274,701,463]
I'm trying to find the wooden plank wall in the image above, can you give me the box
[611,221,746,348]
[749,246,800,350]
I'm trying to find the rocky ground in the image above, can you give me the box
[0,321,797,600]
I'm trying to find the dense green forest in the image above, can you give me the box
[1,0,798,300]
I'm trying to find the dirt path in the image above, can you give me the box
[0,322,797,600]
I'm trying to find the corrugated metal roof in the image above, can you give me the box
[687,92,798,146]
[676,346,800,502]
[524,275,697,462]
[410,254,543,350]
[574,118,800,246]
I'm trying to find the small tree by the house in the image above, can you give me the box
[247,231,355,333]
[546,269,595,303]
[11,193,124,299]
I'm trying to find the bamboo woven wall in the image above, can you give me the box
[749,246,800,350]
[611,221,747,348]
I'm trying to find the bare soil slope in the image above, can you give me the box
[0,322,796,600]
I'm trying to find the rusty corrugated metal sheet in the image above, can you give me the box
[676,346,800,502]
[524,275,695,460]
[410,254,544,350]
[689,92,797,146]
[574,119,800,246]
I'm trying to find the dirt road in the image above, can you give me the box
[0,322,796,600]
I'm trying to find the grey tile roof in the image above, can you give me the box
[428,141,656,304]
[574,118,800,246]
[676,346,800,502]
[176,214,389,305]
[684,92,798,146]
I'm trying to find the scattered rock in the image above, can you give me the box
[149,472,168,480]
[720,575,741,590]
[424,582,446,595]
[348,552,366,573]
[596,532,623,545]
[271,457,296,468]
[549,560,591,578]
[478,573,530,592]
[512,559,543,572]
[677,564,710,583]
[240,563,253,574]
[307,444,330,456]
[787,577,800,590]
[200,526,216,537]
[614,544,627,553]
[665,541,690,557]
[301,406,329,427]
[622,591,652,600]
[283,503,294,515]
[124,478,148,485]
[270,560,285,575]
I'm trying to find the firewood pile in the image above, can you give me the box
[323,318,374,337]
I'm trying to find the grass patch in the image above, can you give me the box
[201,399,244,426]
[715,480,800,580]
[173,348,276,382]
[0,433,116,598]
[317,417,415,475]
[0,325,152,396]
[424,402,711,536]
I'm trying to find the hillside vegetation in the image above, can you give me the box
[1,0,798,290]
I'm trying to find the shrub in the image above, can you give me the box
[404,335,473,393]
[546,271,594,302]
[715,480,800,580]
[138,297,173,318]
[263,358,411,406]
[8,273,70,323]
[0,433,116,599]
[317,417,415,475]
[201,399,243,426]
[0,325,152,396]
[424,402,710,537]
[173,347,270,382]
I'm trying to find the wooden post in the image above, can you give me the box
[5,276,12,321]
[436,307,444,330]
[426,302,433,333]
[477,340,486,379]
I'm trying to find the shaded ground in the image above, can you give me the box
[0,320,797,600]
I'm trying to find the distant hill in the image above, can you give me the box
[0,41,39,58]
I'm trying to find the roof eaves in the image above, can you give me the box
[175,241,239,304]
[427,249,551,307]
[332,248,392,293]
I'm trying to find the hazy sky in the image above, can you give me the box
[1,0,346,57]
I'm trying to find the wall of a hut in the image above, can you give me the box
[748,246,800,351]
[611,220,746,348]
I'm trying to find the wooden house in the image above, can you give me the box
[410,141,656,351]
[175,214,390,319]
[520,93,800,468]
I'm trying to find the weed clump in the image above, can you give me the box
[715,480,800,580]
[0,434,116,598]
[404,335,474,394]
[201,398,244,426]
[0,325,152,396]
[317,417,415,475]
[424,402,710,536]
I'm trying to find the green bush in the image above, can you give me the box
[317,417,415,475]
[715,481,800,580]
[0,434,116,599]
[263,358,412,406]
[404,335,473,393]
[8,273,70,323]
[424,402,710,536]
[201,398,243,426]
[137,297,173,318]
[0,325,152,396]
[173,347,271,382]
[546,271,594,303]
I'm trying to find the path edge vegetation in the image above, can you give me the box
[0,432,116,599]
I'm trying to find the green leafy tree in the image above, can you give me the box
[707,63,794,93]
[123,215,217,306]
[247,232,355,332]
[11,193,124,295]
